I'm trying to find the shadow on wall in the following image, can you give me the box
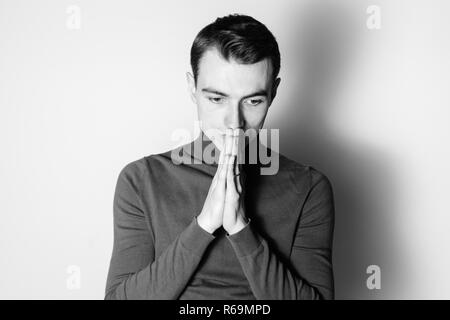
[274,2,409,299]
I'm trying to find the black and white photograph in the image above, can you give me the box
[1,0,449,304]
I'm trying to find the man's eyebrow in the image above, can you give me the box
[201,87,268,99]
[201,88,229,96]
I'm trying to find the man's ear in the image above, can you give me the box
[269,77,281,106]
[186,72,197,104]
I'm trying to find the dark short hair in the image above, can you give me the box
[190,14,281,85]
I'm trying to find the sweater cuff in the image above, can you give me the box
[226,220,262,257]
[179,216,216,255]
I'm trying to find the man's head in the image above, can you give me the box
[186,14,281,151]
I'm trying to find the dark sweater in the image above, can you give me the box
[105,131,335,300]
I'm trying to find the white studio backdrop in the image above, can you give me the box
[0,0,449,299]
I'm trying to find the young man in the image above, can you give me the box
[105,14,335,300]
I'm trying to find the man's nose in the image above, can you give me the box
[225,103,244,130]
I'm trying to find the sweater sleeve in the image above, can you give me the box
[105,161,216,300]
[226,171,335,300]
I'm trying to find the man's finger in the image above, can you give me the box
[219,133,232,187]
[232,133,240,175]
[231,131,238,157]
[219,154,231,195]
[212,132,228,188]
[230,134,239,187]
[225,128,233,155]
[221,154,230,178]
[211,154,224,188]
[227,154,238,194]
[235,168,243,194]
[234,131,244,194]
[218,131,227,165]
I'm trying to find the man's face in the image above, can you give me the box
[187,47,280,152]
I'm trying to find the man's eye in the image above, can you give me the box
[245,99,263,106]
[208,97,223,104]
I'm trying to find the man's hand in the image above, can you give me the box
[197,128,248,235]
[197,136,228,234]
[222,128,249,235]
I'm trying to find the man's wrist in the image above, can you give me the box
[196,215,216,234]
[225,216,249,235]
